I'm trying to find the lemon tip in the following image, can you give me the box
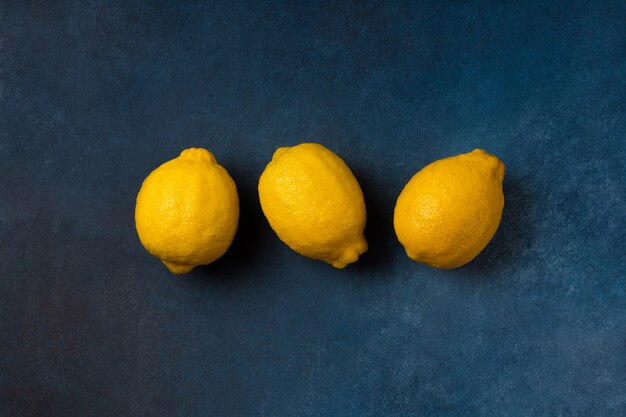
[180,148,216,164]
[162,260,196,274]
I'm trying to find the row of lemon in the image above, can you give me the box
[135,144,505,273]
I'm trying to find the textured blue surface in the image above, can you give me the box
[1,1,625,416]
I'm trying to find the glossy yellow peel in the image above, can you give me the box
[258,143,367,268]
[135,148,239,274]
[393,149,504,269]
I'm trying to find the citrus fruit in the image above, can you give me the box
[258,143,367,268]
[135,148,239,274]
[393,149,504,269]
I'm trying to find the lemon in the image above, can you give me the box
[135,148,239,274]
[393,149,505,269]
[258,143,367,268]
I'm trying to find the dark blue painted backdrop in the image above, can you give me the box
[1,1,625,416]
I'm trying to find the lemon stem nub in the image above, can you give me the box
[162,260,195,274]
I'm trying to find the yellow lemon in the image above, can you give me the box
[258,143,367,268]
[394,149,505,269]
[135,148,239,274]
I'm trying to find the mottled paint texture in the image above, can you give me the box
[0,1,625,416]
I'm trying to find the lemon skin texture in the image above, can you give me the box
[258,143,367,268]
[135,148,239,274]
[394,149,505,269]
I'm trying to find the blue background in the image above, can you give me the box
[1,1,625,416]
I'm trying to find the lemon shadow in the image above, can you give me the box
[450,177,535,277]
[183,167,268,287]
[349,167,400,275]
